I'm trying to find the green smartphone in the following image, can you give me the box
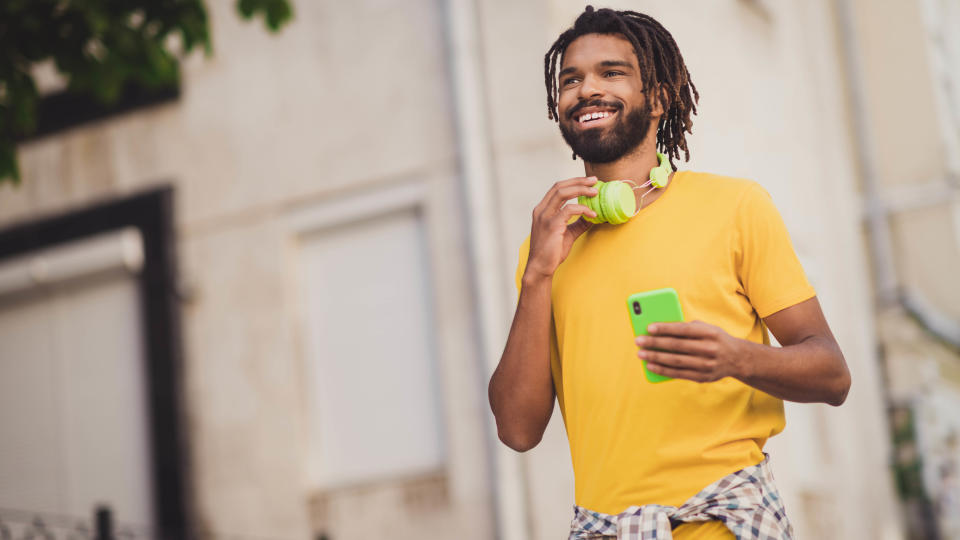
[627,287,685,383]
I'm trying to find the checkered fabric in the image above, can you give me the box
[568,454,793,539]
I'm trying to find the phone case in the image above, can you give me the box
[627,287,685,383]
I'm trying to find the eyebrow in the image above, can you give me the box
[558,59,635,78]
[599,60,634,69]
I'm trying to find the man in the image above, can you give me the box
[487,6,852,540]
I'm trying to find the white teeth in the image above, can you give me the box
[578,111,614,122]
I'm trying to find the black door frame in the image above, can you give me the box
[0,186,190,539]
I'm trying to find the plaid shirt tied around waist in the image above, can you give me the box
[568,454,794,540]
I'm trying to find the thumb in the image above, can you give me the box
[567,217,592,240]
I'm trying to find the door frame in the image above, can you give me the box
[0,187,190,539]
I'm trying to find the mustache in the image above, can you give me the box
[567,99,623,120]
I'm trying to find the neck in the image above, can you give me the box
[582,141,660,182]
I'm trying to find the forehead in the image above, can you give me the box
[560,33,639,70]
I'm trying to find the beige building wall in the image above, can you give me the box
[848,0,960,537]
[2,1,492,539]
[849,0,960,319]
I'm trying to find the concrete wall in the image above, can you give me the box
[850,1,960,536]
[849,0,960,322]
[2,1,491,538]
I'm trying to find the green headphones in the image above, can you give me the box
[577,152,673,225]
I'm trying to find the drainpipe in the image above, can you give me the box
[835,1,934,538]
[835,0,899,307]
[837,0,960,342]
[441,1,530,540]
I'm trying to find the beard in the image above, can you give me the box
[559,99,654,164]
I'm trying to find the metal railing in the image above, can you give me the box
[0,506,319,540]
[0,506,151,540]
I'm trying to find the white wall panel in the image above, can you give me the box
[0,272,153,526]
[298,208,445,489]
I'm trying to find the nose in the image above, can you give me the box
[577,73,604,101]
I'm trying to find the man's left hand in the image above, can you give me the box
[634,321,747,383]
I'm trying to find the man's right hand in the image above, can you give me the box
[488,178,598,452]
[524,176,599,281]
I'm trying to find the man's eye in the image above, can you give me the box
[604,71,624,77]
[561,77,580,86]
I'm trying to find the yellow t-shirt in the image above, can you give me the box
[514,171,815,539]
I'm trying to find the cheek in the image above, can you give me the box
[557,95,577,116]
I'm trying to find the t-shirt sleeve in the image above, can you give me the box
[515,236,531,295]
[735,183,816,318]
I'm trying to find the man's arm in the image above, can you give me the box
[634,296,851,406]
[489,177,598,452]
[489,274,556,452]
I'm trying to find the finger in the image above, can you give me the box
[534,179,588,219]
[559,203,597,221]
[544,178,599,213]
[567,216,593,240]
[637,348,716,371]
[645,362,713,383]
[556,176,599,188]
[647,320,716,338]
[546,186,599,216]
[635,335,717,357]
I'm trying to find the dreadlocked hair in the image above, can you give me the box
[544,6,699,168]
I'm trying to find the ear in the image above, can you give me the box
[649,84,669,117]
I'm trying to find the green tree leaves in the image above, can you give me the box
[237,0,294,32]
[0,0,292,187]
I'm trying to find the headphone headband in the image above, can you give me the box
[577,152,673,224]
[650,151,672,188]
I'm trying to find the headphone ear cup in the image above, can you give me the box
[597,183,613,224]
[607,181,636,224]
[596,182,610,223]
[579,181,606,223]
[576,181,638,225]
[602,181,634,224]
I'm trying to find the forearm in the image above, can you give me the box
[734,335,850,406]
[488,273,556,451]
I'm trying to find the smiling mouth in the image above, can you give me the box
[575,109,617,125]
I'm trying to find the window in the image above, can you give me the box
[297,206,445,489]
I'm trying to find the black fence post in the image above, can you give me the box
[95,506,113,540]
